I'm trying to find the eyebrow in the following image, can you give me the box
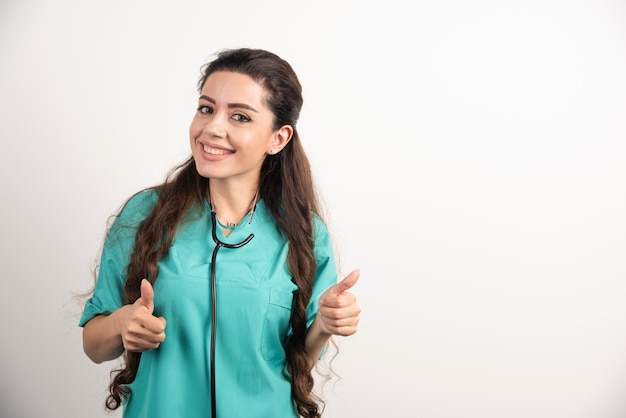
[199,95,259,113]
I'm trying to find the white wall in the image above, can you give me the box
[1,0,626,417]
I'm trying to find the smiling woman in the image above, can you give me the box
[78,48,361,418]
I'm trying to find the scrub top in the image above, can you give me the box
[79,190,338,418]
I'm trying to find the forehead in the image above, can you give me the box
[200,71,268,107]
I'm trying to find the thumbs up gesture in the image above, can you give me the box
[118,279,167,352]
[317,269,361,336]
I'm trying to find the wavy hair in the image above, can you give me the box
[103,48,326,417]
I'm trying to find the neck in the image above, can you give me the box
[208,180,259,227]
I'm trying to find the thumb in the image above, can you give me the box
[137,278,155,313]
[328,269,360,297]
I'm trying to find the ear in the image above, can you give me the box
[267,125,293,155]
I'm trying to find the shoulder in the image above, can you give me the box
[311,213,333,255]
[312,213,329,237]
[106,189,159,242]
[117,189,159,224]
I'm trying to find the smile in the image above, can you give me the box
[203,144,233,155]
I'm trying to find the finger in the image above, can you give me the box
[141,316,167,334]
[123,320,166,351]
[128,344,161,353]
[327,269,360,297]
[318,312,360,328]
[319,291,357,308]
[126,330,165,347]
[138,279,154,313]
[319,303,361,320]
[320,323,359,337]
[126,313,166,335]
[332,325,358,336]
[124,334,164,352]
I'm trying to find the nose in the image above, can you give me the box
[202,112,227,137]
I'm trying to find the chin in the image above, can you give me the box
[194,166,214,179]
[194,161,229,180]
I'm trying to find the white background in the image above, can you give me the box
[1,0,626,417]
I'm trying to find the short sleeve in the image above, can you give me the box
[78,190,158,327]
[306,215,338,330]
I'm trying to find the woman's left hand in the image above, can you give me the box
[317,269,361,336]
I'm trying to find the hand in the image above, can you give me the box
[317,269,361,336]
[117,279,167,352]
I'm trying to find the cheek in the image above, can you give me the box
[189,124,201,154]
[189,120,202,142]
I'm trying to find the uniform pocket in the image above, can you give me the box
[261,287,295,362]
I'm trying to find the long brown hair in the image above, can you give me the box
[104,48,326,417]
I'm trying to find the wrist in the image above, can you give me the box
[312,315,332,338]
[110,306,127,339]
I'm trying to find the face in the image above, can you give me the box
[189,71,292,185]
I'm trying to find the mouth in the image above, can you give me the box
[203,144,234,155]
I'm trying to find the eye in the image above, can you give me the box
[197,105,213,115]
[232,113,251,123]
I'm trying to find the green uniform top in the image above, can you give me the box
[79,190,338,417]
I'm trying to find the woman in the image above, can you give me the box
[80,47,360,418]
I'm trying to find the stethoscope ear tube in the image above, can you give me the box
[209,211,254,417]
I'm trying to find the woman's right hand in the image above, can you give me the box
[83,279,166,363]
[116,279,167,352]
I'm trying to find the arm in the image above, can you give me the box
[81,191,163,363]
[82,311,126,363]
[304,316,333,368]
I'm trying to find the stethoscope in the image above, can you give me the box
[208,210,254,417]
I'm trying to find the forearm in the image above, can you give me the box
[82,311,126,364]
[304,316,332,369]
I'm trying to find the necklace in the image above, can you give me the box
[210,190,259,228]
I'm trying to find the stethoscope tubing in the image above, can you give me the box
[209,211,254,417]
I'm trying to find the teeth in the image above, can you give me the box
[203,144,231,155]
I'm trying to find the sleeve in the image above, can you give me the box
[78,190,158,327]
[305,215,338,330]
